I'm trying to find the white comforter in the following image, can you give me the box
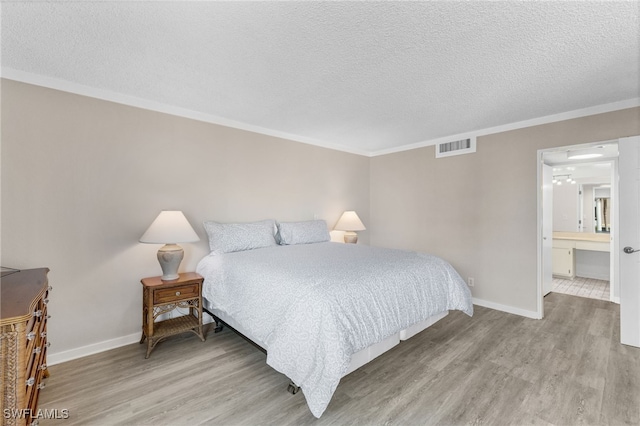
[196,242,473,418]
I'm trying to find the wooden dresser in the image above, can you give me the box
[1,268,50,426]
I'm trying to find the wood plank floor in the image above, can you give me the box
[39,293,640,425]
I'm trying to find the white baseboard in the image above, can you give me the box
[575,272,610,281]
[47,332,141,366]
[50,300,539,366]
[47,315,216,366]
[472,297,540,319]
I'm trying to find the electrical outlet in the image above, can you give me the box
[468,277,475,287]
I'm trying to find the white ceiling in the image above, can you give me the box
[544,142,618,183]
[2,2,639,156]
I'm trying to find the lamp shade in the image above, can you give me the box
[139,211,200,244]
[334,211,366,232]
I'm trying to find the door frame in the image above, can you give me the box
[536,141,618,319]
[611,156,620,303]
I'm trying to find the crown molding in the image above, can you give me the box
[0,68,370,157]
[3,67,637,159]
[370,98,640,157]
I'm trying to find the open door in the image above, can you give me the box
[542,164,553,296]
[619,135,640,348]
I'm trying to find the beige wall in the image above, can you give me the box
[370,107,640,314]
[3,77,639,360]
[1,80,370,357]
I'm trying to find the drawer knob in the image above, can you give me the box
[40,363,47,370]
[34,347,41,355]
[26,377,35,386]
[33,310,42,317]
[44,298,49,305]
[27,332,36,341]
[49,285,53,291]
[176,291,181,296]
[41,331,47,338]
[37,383,46,390]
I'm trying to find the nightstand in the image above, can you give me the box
[140,272,205,358]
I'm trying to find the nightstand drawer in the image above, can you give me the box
[153,283,199,304]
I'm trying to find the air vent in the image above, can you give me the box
[436,137,476,158]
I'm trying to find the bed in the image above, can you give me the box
[196,219,473,418]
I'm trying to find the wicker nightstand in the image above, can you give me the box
[140,272,205,358]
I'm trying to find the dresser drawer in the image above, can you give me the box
[153,283,199,304]
[27,346,48,415]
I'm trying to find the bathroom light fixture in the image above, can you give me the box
[566,147,604,160]
[553,174,576,185]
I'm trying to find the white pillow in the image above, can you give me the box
[203,220,277,253]
[277,220,330,245]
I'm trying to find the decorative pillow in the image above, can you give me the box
[203,219,277,254]
[277,220,330,245]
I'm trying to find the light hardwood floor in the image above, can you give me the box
[39,293,639,425]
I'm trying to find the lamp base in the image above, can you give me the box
[343,231,358,244]
[157,244,184,281]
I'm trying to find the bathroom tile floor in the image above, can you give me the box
[552,276,610,301]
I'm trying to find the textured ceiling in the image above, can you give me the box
[2,2,639,155]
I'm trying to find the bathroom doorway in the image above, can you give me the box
[540,141,618,303]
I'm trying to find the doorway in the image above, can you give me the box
[537,141,620,317]
[550,159,615,301]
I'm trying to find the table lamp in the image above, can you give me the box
[334,211,366,244]
[139,210,200,280]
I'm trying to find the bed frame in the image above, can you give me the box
[202,298,448,394]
